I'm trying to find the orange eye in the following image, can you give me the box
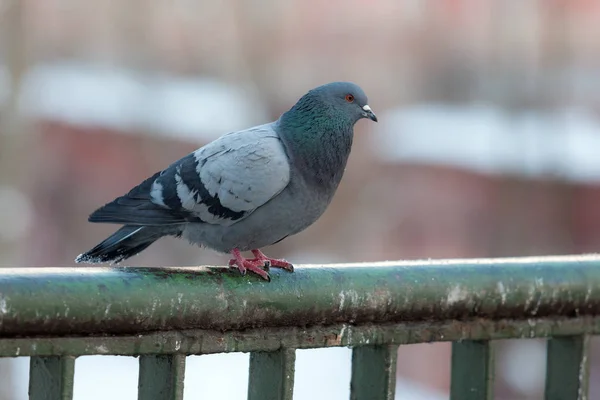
[345,94,354,103]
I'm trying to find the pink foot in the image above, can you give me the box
[229,248,271,281]
[228,249,294,280]
[250,249,294,272]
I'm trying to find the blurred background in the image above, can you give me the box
[1,0,600,398]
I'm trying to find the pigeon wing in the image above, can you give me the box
[88,123,291,227]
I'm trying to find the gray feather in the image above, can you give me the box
[78,81,376,264]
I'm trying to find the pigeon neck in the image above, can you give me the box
[278,104,354,189]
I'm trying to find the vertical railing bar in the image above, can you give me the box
[248,348,296,400]
[450,340,494,400]
[350,344,399,400]
[29,356,76,400]
[138,354,186,400]
[545,335,590,400]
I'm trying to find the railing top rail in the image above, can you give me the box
[1,255,600,338]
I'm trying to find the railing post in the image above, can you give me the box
[138,355,186,400]
[248,348,296,400]
[450,340,494,400]
[545,335,590,400]
[350,344,398,400]
[29,356,76,400]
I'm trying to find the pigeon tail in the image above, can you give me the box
[75,225,166,264]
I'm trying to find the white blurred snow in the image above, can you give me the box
[373,104,600,183]
[1,62,269,143]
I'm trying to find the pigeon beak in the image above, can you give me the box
[362,105,378,122]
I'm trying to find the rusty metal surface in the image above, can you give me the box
[0,316,599,358]
[1,255,600,338]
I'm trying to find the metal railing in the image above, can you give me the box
[1,255,599,399]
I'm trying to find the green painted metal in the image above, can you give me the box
[28,356,75,400]
[0,317,599,358]
[248,348,296,400]
[450,340,494,400]
[1,256,599,399]
[545,335,590,400]
[1,255,600,338]
[350,344,398,400]
[138,354,186,400]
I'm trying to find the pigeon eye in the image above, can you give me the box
[345,94,354,103]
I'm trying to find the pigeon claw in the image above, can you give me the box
[229,249,271,281]
[237,260,270,281]
[236,263,247,276]
[250,249,294,273]
[228,248,293,280]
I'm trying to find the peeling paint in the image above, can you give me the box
[96,345,109,354]
[0,296,7,314]
[579,348,589,400]
[527,319,536,338]
[535,277,544,286]
[347,325,353,344]
[215,290,228,309]
[496,282,507,304]
[339,324,347,341]
[1,259,600,339]
[447,285,468,305]
[525,289,534,310]
[531,296,542,316]
[585,287,593,303]
[0,316,598,357]
[337,289,361,313]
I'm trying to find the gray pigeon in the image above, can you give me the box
[76,82,377,281]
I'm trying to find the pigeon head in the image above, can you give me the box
[278,82,376,187]
[284,82,377,129]
[307,81,377,124]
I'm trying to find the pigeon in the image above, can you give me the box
[76,81,377,281]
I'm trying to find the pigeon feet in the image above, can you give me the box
[229,248,271,281]
[228,249,294,281]
[249,249,294,272]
